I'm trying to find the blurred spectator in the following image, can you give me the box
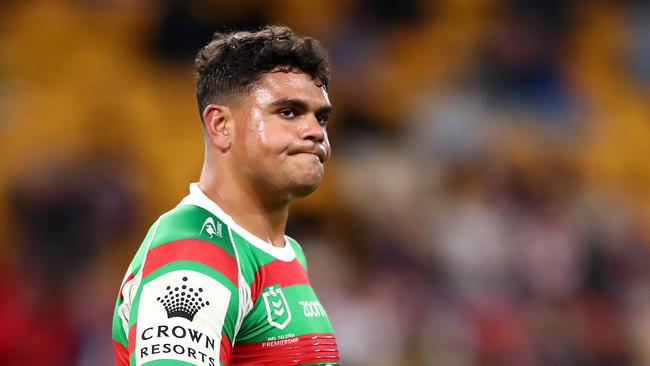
[1,155,137,366]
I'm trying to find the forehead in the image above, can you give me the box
[248,71,330,107]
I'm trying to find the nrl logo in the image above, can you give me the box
[200,217,222,238]
[262,285,292,330]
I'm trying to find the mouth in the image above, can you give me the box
[288,145,327,163]
[299,152,324,163]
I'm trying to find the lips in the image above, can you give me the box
[287,144,327,163]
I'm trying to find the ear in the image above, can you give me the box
[202,104,232,152]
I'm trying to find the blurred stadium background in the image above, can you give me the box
[2,0,650,365]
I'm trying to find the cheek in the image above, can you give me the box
[247,109,266,142]
[243,111,272,155]
[244,116,291,161]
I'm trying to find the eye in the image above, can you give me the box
[316,112,329,126]
[279,109,297,119]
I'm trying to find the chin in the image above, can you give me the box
[279,163,325,198]
[287,173,323,198]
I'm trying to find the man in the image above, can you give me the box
[112,25,340,366]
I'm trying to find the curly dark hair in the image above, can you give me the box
[194,25,331,120]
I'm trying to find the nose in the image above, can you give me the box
[300,115,325,143]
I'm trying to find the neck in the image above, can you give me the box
[199,158,290,247]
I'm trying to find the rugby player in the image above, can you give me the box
[112,25,339,366]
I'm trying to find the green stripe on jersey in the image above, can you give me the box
[150,205,236,259]
[112,296,128,346]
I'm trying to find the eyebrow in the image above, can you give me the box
[268,97,333,115]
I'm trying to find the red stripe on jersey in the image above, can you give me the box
[220,332,232,364]
[113,340,129,366]
[229,333,340,365]
[143,239,238,286]
[127,322,138,359]
[250,259,310,303]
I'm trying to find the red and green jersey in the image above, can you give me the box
[112,183,340,366]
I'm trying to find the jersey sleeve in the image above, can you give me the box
[116,207,241,366]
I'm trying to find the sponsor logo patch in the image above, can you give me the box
[299,300,328,318]
[136,271,230,366]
